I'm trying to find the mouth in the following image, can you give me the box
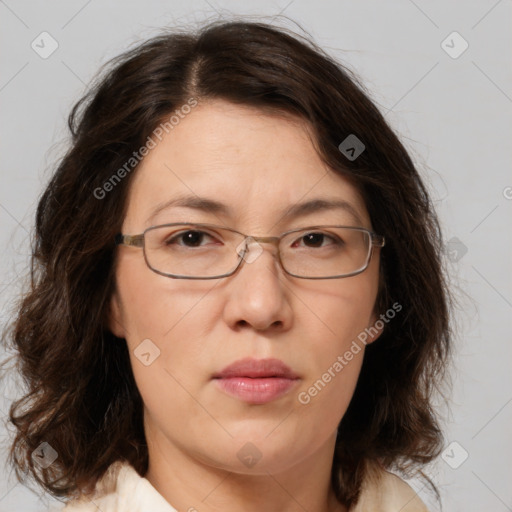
[212,357,300,404]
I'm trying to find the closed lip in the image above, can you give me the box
[212,357,299,380]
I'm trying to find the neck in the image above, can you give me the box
[144,428,348,512]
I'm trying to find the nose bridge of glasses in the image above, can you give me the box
[242,235,282,255]
[236,235,281,265]
[248,235,280,246]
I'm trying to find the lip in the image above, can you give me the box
[212,357,300,404]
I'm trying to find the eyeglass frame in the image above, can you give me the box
[114,222,385,280]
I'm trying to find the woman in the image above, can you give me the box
[2,19,452,512]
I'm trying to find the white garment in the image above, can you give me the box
[53,460,429,512]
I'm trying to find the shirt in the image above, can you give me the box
[53,460,429,512]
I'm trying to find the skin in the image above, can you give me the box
[109,99,383,512]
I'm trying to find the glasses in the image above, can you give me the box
[115,223,385,280]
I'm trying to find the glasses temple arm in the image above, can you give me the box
[115,234,144,247]
[371,233,385,247]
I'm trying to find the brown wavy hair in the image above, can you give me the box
[1,18,453,509]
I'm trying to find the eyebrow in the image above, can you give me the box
[146,194,364,226]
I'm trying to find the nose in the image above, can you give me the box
[222,238,293,331]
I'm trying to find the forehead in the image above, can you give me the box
[122,100,370,231]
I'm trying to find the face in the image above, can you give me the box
[109,99,383,476]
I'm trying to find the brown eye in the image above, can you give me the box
[165,230,218,247]
[292,231,342,249]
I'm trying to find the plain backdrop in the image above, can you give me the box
[1,1,511,511]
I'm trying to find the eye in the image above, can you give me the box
[291,231,342,249]
[165,229,219,248]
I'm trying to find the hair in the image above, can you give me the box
[1,18,453,509]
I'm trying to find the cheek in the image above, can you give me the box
[294,272,378,419]
[115,263,217,442]
[116,252,213,343]
[296,348,363,441]
[306,271,379,352]
[114,255,216,393]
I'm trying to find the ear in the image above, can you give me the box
[108,289,126,338]
[365,310,385,345]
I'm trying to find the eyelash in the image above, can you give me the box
[165,229,342,248]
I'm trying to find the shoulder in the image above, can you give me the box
[351,462,429,512]
[56,461,177,512]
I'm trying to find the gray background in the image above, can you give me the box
[1,1,511,511]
